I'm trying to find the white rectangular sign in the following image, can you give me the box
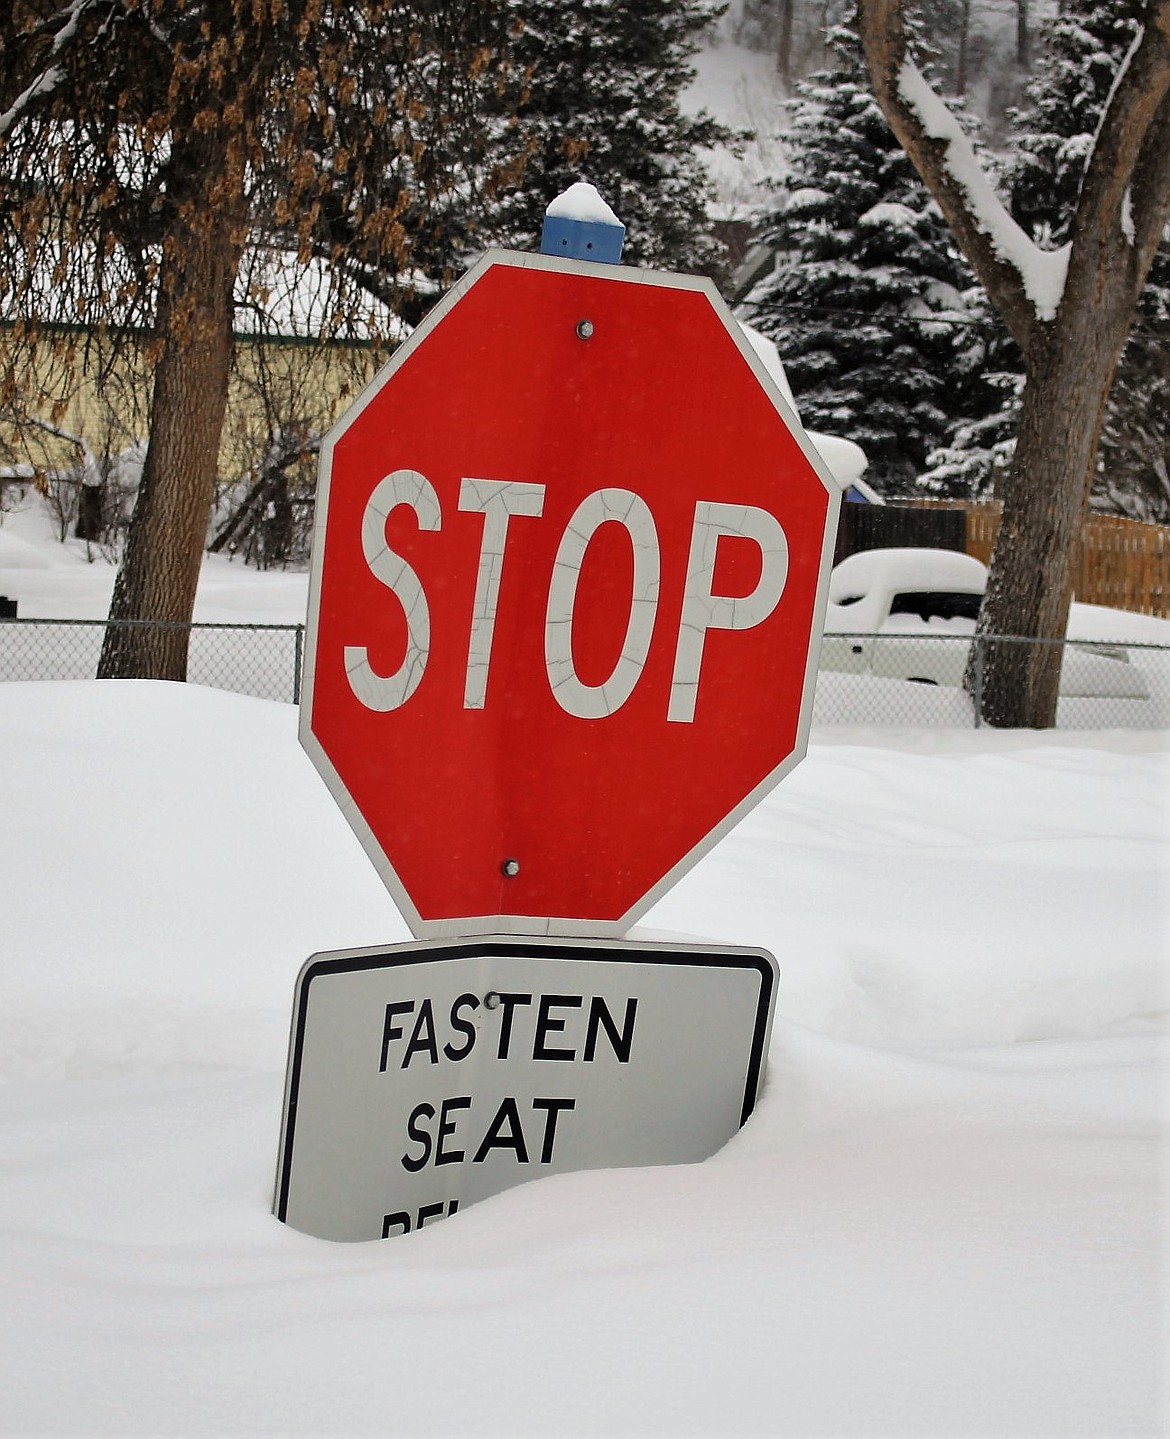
[274,936,777,1241]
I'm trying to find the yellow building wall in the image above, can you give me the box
[1,327,389,484]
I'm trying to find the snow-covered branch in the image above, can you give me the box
[895,60,1068,324]
[0,0,105,138]
[35,0,93,44]
[857,0,1043,346]
[0,66,66,141]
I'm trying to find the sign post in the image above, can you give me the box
[277,189,839,1238]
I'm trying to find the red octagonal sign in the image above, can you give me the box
[301,251,840,937]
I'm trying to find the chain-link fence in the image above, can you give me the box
[813,631,1170,729]
[1,617,1168,728]
[0,618,304,703]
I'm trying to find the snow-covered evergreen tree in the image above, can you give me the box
[740,23,983,493]
[919,285,1022,500]
[481,0,732,276]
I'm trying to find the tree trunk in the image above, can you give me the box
[98,142,243,681]
[1017,0,1031,71]
[75,481,103,543]
[974,317,1120,727]
[817,1,833,72]
[777,0,795,89]
[956,0,972,94]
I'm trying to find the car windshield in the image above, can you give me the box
[888,590,982,623]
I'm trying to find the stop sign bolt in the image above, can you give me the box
[575,319,594,340]
[501,858,521,878]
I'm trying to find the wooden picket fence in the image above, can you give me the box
[901,502,1170,617]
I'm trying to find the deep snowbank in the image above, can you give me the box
[0,681,1165,1434]
[2,682,1163,1047]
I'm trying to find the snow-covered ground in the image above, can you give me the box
[0,494,307,624]
[1,492,1168,1435]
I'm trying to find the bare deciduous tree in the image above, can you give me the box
[2,0,518,679]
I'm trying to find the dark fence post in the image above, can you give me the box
[293,624,304,705]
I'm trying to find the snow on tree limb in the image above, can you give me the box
[0,66,66,140]
[895,60,1068,324]
[857,0,1042,347]
[26,0,93,58]
[0,0,100,139]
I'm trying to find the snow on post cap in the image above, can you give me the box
[540,183,625,264]
[545,182,622,226]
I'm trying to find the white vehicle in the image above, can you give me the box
[820,547,1148,699]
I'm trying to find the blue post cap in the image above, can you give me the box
[540,182,625,264]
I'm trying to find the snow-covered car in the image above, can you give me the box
[820,547,1149,698]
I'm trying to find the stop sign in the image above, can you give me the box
[301,250,840,938]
